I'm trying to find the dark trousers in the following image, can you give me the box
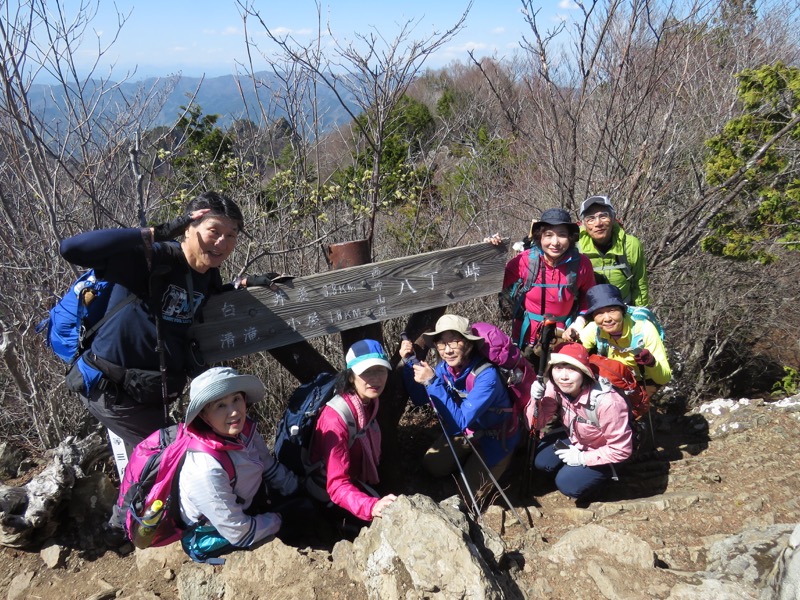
[79,379,171,450]
[533,434,614,501]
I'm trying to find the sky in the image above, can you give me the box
[75,0,577,79]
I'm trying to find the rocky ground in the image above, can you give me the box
[1,394,799,599]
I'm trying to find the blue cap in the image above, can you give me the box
[585,284,626,315]
[345,339,392,375]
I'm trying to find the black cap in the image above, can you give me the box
[531,208,579,236]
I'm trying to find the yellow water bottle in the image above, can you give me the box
[133,499,164,549]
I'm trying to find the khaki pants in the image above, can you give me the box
[423,434,514,502]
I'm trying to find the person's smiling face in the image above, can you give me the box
[434,331,472,370]
[550,363,585,396]
[583,205,614,245]
[200,392,246,437]
[182,214,239,273]
[592,306,625,335]
[353,365,389,402]
[539,225,571,262]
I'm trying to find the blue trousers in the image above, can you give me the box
[533,434,614,501]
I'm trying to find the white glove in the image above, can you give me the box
[530,380,546,402]
[555,446,585,467]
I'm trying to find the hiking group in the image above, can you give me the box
[46,190,672,563]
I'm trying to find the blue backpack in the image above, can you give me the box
[596,305,665,356]
[36,270,136,365]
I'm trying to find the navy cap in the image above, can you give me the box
[585,284,626,315]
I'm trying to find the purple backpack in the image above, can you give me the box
[467,322,537,431]
[116,422,245,548]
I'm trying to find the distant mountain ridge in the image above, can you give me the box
[26,71,358,134]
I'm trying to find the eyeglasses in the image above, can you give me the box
[435,339,464,351]
[584,212,612,224]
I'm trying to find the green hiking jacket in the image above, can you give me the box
[578,223,650,306]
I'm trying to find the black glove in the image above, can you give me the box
[632,347,656,367]
[237,273,295,288]
[152,214,194,241]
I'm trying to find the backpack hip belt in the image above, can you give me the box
[84,351,185,400]
[84,351,128,383]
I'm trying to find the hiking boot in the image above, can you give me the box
[102,523,132,555]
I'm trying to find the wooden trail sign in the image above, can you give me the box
[189,241,508,363]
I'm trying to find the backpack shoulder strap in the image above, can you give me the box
[186,433,237,484]
[524,248,541,291]
[464,358,493,395]
[595,325,610,357]
[617,229,633,280]
[326,394,365,449]
[80,292,139,344]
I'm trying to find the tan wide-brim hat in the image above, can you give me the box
[422,314,484,346]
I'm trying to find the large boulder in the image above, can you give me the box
[332,493,511,600]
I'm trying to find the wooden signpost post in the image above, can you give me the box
[189,241,508,363]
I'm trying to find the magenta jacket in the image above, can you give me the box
[537,379,633,466]
[503,248,595,344]
[308,395,380,522]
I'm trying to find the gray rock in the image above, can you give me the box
[333,493,507,599]
[6,570,35,600]
[177,562,225,600]
[135,542,186,572]
[545,524,656,568]
[218,539,335,598]
[0,443,22,478]
[40,542,67,568]
[705,524,795,586]
[667,578,759,600]
[774,523,800,600]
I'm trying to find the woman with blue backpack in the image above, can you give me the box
[578,283,672,391]
[400,314,521,501]
[59,191,243,450]
[306,339,398,537]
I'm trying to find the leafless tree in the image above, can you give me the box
[236,0,472,254]
[0,0,176,447]
[466,0,800,401]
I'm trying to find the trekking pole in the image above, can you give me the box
[460,432,530,530]
[150,265,171,422]
[524,317,556,496]
[401,333,483,523]
[428,396,484,523]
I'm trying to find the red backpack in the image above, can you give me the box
[465,322,538,432]
[587,354,650,421]
[116,421,248,549]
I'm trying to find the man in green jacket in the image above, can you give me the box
[577,195,650,306]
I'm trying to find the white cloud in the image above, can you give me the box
[558,0,578,9]
[222,26,239,36]
[491,27,505,34]
[267,26,313,37]
[448,41,489,52]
